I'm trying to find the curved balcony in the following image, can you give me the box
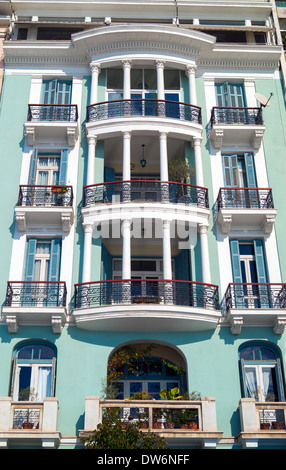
[83,180,208,208]
[15,185,74,233]
[81,180,209,227]
[25,104,79,146]
[73,279,221,332]
[210,106,265,149]
[87,99,202,124]
[225,283,286,335]
[216,187,276,234]
[2,281,67,333]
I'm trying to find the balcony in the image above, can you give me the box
[80,396,223,449]
[86,99,202,137]
[15,185,74,233]
[0,397,60,448]
[2,281,67,333]
[238,398,286,449]
[24,104,79,146]
[225,283,286,334]
[210,107,265,149]
[81,180,209,227]
[216,188,276,234]
[73,279,221,332]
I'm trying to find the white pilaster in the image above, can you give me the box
[159,132,169,181]
[156,60,165,101]
[185,65,197,106]
[82,224,93,283]
[90,63,101,105]
[87,136,97,186]
[198,224,211,285]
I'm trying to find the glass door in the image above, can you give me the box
[244,364,279,402]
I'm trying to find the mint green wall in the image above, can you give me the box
[1,323,285,442]
[0,73,31,306]
[255,76,286,282]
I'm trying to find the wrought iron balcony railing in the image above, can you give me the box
[83,180,209,208]
[17,185,73,207]
[217,187,274,210]
[211,106,263,126]
[74,279,220,310]
[5,281,67,308]
[27,104,78,122]
[225,283,286,310]
[87,99,202,124]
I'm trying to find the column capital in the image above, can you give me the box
[162,219,171,229]
[87,135,97,145]
[83,223,93,234]
[155,60,166,69]
[90,62,101,74]
[159,131,168,140]
[122,59,132,69]
[193,136,202,146]
[185,64,197,77]
[122,219,132,229]
[122,130,132,139]
[198,224,209,235]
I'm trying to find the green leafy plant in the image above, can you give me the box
[159,387,182,400]
[81,417,168,449]
[168,156,195,183]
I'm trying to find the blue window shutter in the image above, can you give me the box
[228,84,245,107]
[56,81,72,105]
[230,240,243,283]
[48,239,61,282]
[277,358,285,401]
[215,83,226,107]
[41,79,57,105]
[222,155,238,187]
[253,240,267,283]
[28,148,38,185]
[175,250,190,281]
[104,166,115,182]
[24,239,37,281]
[59,149,68,185]
[244,153,257,188]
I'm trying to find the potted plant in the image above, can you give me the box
[130,162,136,171]
[18,386,37,429]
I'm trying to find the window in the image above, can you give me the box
[239,342,285,402]
[28,149,68,186]
[222,153,259,208]
[215,82,245,108]
[230,240,270,308]
[41,79,72,120]
[111,356,184,399]
[10,342,57,401]
[24,239,61,283]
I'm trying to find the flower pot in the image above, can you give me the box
[52,186,67,194]
[260,422,271,430]
[139,421,148,428]
[180,424,189,429]
[153,422,162,429]
[189,422,198,429]
[22,422,33,429]
[272,421,284,429]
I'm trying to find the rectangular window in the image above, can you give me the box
[24,239,61,283]
[216,82,245,108]
[28,149,68,186]
[222,153,256,188]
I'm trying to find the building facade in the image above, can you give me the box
[0,0,286,449]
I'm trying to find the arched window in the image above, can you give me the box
[10,341,57,401]
[239,342,285,402]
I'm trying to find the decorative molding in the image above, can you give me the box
[5,315,19,334]
[230,316,243,335]
[217,212,232,234]
[263,214,276,234]
[273,316,286,335]
[252,129,265,150]
[197,59,279,72]
[210,128,224,149]
[51,316,64,334]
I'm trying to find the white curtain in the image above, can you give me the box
[262,368,271,401]
[37,367,52,401]
[245,367,257,399]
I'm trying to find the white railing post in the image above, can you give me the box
[42,397,59,432]
[201,397,217,431]
[239,398,257,432]
[0,397,12,431]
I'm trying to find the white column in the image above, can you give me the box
[198,224,211,285]
[156,60,165,100]
[90,63,101,105]
[185,65,197,106]
[122,219,131,280]
[122,131,131,181]
[82,224,93,283]
[122,60,132,100]
[87,136,97,186]
[159,132,168,181]
[162,220,172,280]
[193,137,204,187]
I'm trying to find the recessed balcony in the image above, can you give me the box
[24,104,79,146]
[225,283,286,335]
[15,185,74,233]
[82,180,209,226]
[210,106,265,149]
[216,187,276,234]
[2,281,67,333]
[73,279,220,331]
[80,396,223,449]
